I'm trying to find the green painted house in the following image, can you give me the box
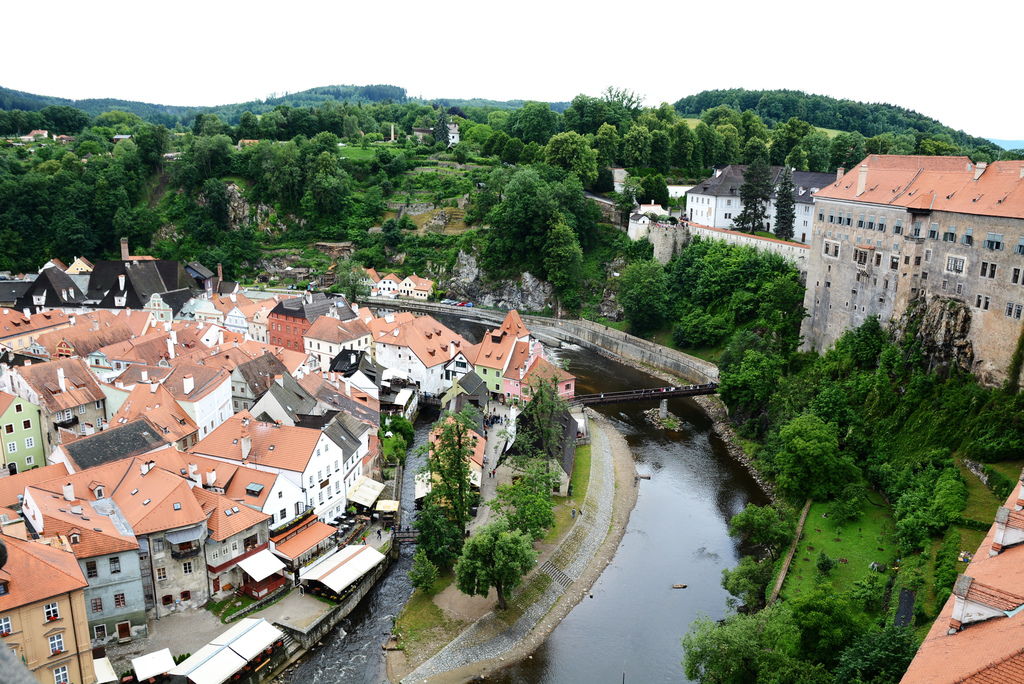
[0,391,45,475]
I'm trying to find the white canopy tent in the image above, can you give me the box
[236,549,286,582]
[300,544,386,593]
[375,499,399,513]
[210,617,283,660]
[92,657,118,684]
[132,648,175,680]
[168,644,247,684]
[346,476,385,508]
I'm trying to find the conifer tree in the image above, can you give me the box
[774,167,796,242]
[734,156,772,233]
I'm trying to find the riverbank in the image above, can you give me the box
[388,412,638,683]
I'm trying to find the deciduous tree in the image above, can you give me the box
[455,519,537,609]
[619,259,669,335]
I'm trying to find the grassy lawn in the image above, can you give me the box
[780,492,896,602]
[220,175,252,190]
[958,462,1004,522]
[545,445,591,544]
[984,459,1024,482]
[337,146,379,160]
[817,126,844,139]
[206,594,256,623]
[497,573,552,626]
[394,573,464,651]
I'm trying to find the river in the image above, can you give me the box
[285,314,767,683]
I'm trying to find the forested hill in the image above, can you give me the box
[0,84,568,126]
[675,88,1000,152]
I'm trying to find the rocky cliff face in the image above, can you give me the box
[893,294,974,376]
[441,251,554,311]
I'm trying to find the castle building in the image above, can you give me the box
[802,155,1024,386]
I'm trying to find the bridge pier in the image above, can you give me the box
[659,399,668,419]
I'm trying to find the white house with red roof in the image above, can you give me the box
[368,313,475,396]
[398,274,433,300]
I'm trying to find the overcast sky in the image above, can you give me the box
[4,0,1022,140]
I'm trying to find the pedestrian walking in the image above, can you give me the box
[376,528,382,540]
[571,508,576,519]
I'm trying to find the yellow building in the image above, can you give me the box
[0,532,96,684]
[64,258,94,275]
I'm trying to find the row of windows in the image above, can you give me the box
[84,557,121,578]
[89,593,127,613]
[2,420,32,433]
[155,560,194,582]
[5,438,34,453]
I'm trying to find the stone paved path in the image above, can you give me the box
[401,416,615,683]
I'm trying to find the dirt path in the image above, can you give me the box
[389,411,638,683]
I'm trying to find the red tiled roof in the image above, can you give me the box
[191,411,321,473]
[17,357,104,413]
[272,521,336,560]
[192,487,269,541]
[0,533,86,611]
[26,485,138,559]
[0,463,70,508]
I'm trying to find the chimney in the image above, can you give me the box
[856,164,868,196]
[182,374,194,395]
[170,330,178,345]
[57,367,66,392]
[974,162,988,181]
[240,435,252,460]
[207,470,217,486]
[117,274,126,291]
[217,330,224,345]
[149,382,158,394]
[69,316,75,326]
[217,263,223,280]
[836,167,845,182]
[274,374,284,387]
[1020,167,1024,179]
[230,293,236,303]
[21,308,29,318]
[62,482,74,502]
[140,461,150,475]
[120,237,129,260]
[141,369,148,382]
[166,338,175,360]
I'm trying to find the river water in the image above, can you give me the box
[285,315,767,683]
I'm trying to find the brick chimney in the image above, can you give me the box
[856,164,868,196]
[120,237,130,260]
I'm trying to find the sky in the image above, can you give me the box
[4,0,1023,140]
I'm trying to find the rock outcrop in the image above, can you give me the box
[442,250,554,311]
[893,294,974,376]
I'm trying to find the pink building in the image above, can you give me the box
[502,340,575,403]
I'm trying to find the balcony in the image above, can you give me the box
[53,414,79,429]
[171,547,200,560]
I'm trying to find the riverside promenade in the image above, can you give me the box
[401,413,631,683]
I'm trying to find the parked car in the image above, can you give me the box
[457,301,467,306]
[465,301,474,307]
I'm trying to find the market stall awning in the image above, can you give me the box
[93,657,118,684]
[168,643,246,684]
[375,499,399,513]
[133,648,175,680]
[211,618,283,660]
[346,475,385,508]
[300,544,386,593]
[271,521,337,561]
[237,549,286,582]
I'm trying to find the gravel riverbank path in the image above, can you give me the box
[400,412,625,683]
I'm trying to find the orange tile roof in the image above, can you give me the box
[815,156,1024,220]
[502,341,533,380]
[499,310,529,339]
[18,357,105,413]
[370,314,469,368]
[0,532,86,611]
[305,316,371,345]
[112,459,208,535]
[430,418,485,470]
[110,382,198,444]
[32,311,136,358]
[222,467,278,509]
[364,268,381,283]
[210,292,254,314]
[0,390,15,415]
[190,411,321,473]
[0,308,71,341]
[0,462,70,507]
[192,487,269,541]
[902,481,1024,683]
[272,521,336,560]
[468,326,517,370]
[959,648,1024,683]
[26,484,139,559]
[523,354,574,385]
[161,363,230,403]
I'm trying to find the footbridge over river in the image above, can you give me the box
[573,383,718,406]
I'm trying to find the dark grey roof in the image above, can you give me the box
[236,352,289,395]
[329,349,385,381]
[87,259,196,308]
[63,419,169,470]
[186,262,214,280]
[687,165,834,205]
[14,268,87,309]
[262,376,318,420]
[322,412,371,458]
[270,293,354,323]
[456,371,487,398]
[217,281,238,295]
[0,280,32,305]
[157,288,194,316]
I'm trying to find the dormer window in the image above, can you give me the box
[33,295,45,305]
[70,534,80,544]
[94,486,104,499]
[0,580,8,595]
